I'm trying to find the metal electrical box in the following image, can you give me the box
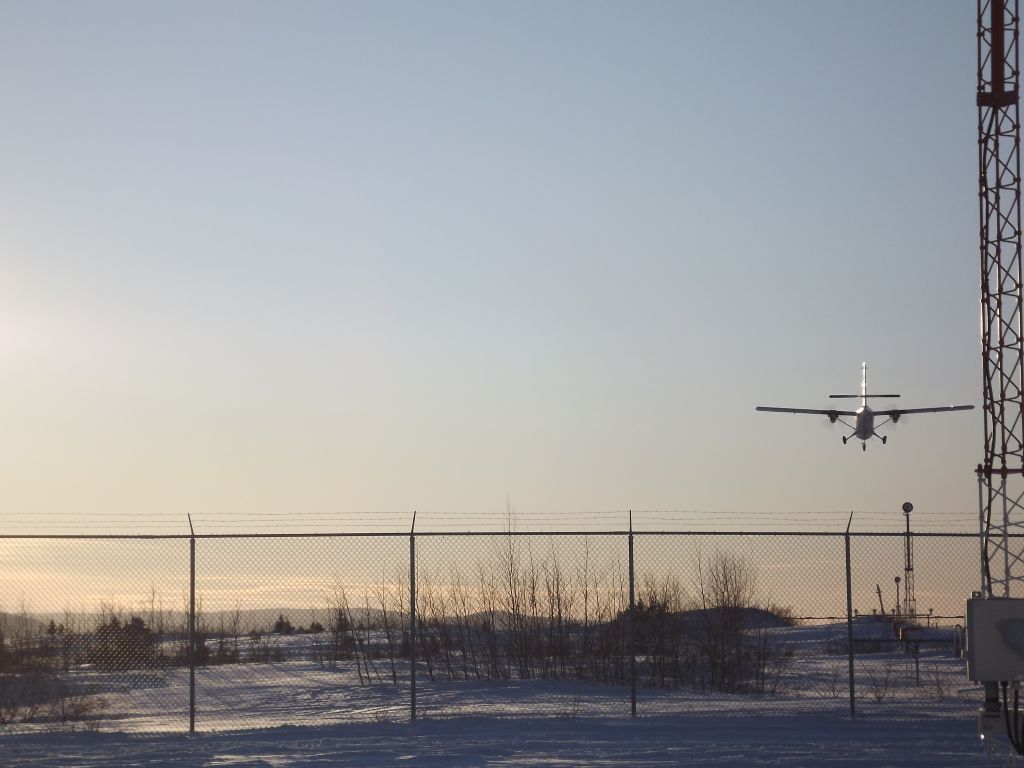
[967,597,1024,682]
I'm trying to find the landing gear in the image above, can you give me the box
[842,436,847,445]
[882,435,887,445]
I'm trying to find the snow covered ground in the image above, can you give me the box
[1,621,976,728]
[2,713,1008,767]
[0,660,1011,767]
[2,620,1010,766]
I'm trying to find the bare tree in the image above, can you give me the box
[694,550,759,692]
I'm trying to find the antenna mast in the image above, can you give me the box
[902,502,916,621]
[978,0,1024,597]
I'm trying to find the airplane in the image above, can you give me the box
[755,363,974,450]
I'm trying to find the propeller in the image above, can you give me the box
[888,413,908,429]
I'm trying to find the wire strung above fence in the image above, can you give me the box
[0,508,981,537]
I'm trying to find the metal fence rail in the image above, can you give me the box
[0,530,981,733]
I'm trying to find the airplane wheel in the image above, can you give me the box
[882,436,887,445]
[842,436,847,445]
[862,443,866,452]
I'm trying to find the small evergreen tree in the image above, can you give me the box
[88,615,157,671]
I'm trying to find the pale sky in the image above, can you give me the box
[0,1,982,534]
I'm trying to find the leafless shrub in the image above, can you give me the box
[213,605,243,665]
[816,664,844,699]
[0,671,49,725]
[371,573,399,683]
[930,669,950,700]
[560,696,582,719]
[49,682,107,729]
[246,631,284,664]
[869,663,894,702]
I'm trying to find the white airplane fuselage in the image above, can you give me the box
[854,405,874,441]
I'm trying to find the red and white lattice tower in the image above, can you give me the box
[978,0,1024,597]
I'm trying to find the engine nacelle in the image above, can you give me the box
[892,413,901,424]
[828,411,838,424]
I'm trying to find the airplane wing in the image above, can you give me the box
[874,405,974,417]
[755,407,858,416]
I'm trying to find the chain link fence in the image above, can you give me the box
[193,535,410,729]
[0,531,982,733]
[849,534,976,720]
[0,537,190,732]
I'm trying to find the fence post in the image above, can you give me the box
[628,511,636,718]
[410,511,417,721]
[188,515,196,733]
[845,513,855,719]
[978,472,987,594]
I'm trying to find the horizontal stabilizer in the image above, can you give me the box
[829,393,900,399]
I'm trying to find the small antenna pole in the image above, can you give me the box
[410,510,417,720]
[628,510,636,717]
[844,511,855,718]
[187,514,196,732]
